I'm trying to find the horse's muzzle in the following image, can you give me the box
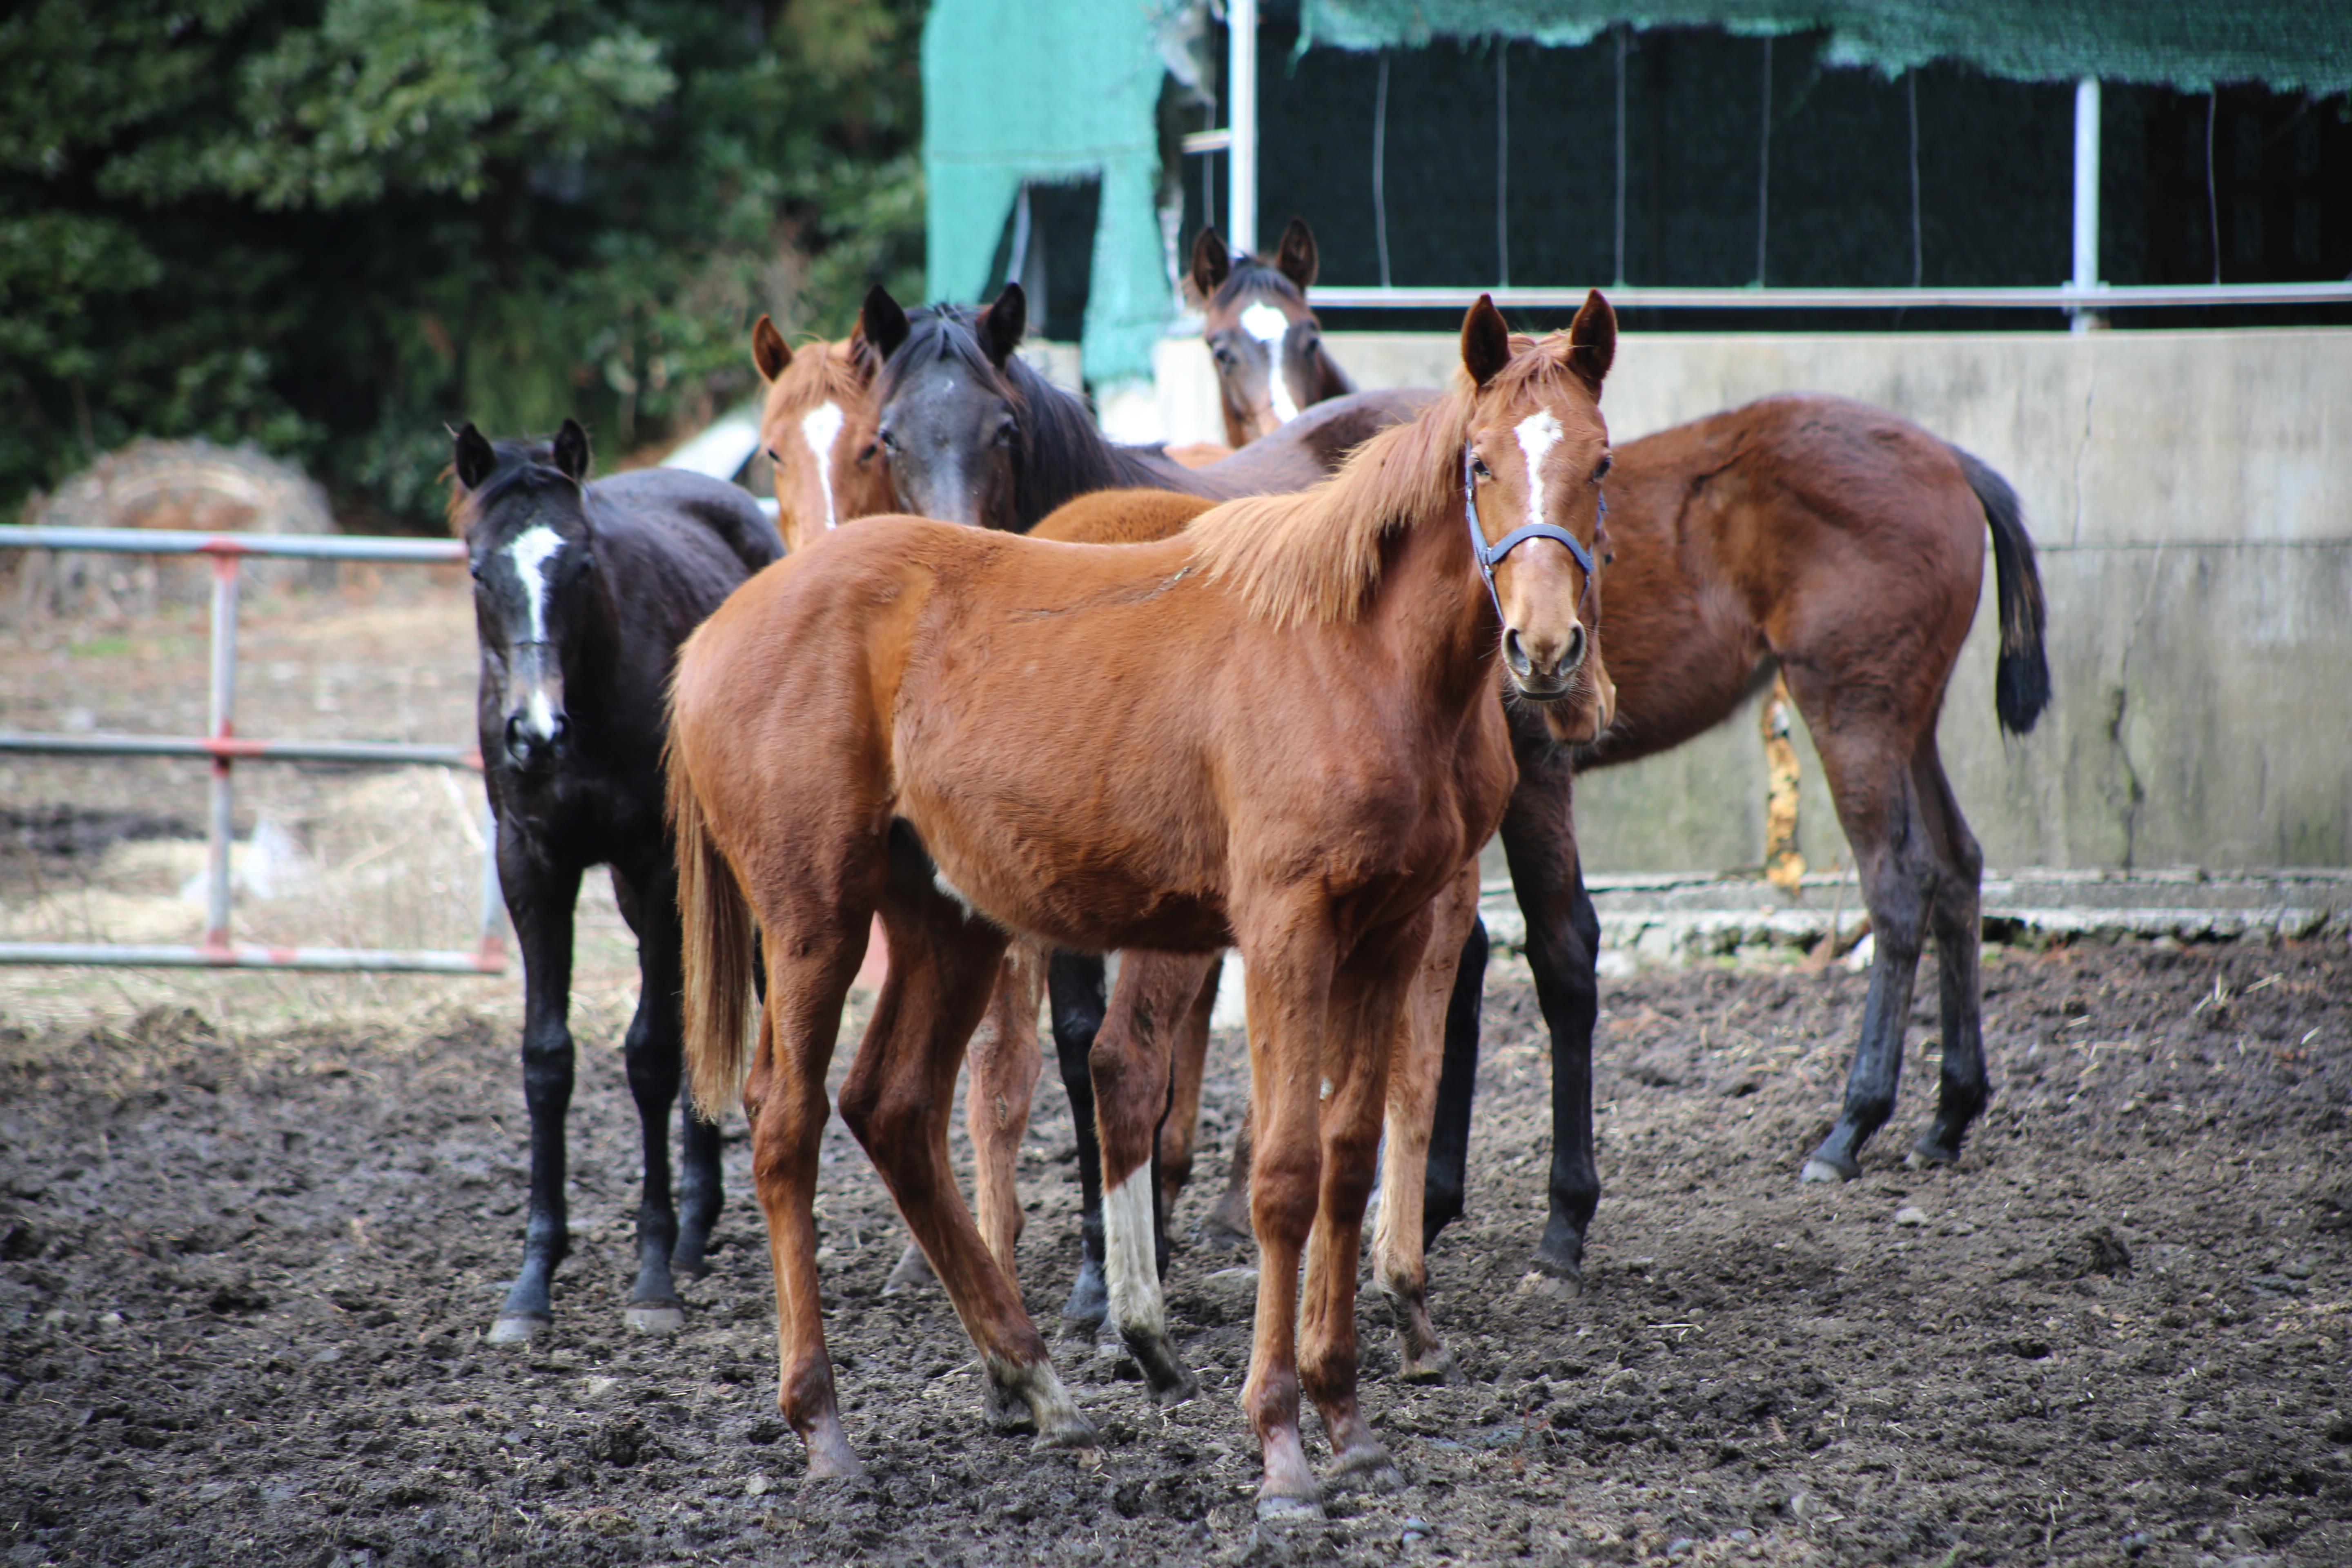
[1503,622,1586,698]
[503,710,569,773]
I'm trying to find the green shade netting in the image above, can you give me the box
[1296,2,2352,95]
[921,0,1179,385]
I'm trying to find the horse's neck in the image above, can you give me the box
[1377,495,1501,718]
[1313,348,1357,402]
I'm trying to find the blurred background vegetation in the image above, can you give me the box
[1,0,925,527]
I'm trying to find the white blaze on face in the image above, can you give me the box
[799,401,845,530]
[1238,300,1300,423]
[1513,411,1566,532]
[504,525,566,742]
[506,526,564,642]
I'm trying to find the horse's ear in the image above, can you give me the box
[452,423,496,492]
[978,282,1026,367]
[861,283,911,362]
[1562,289,1617,394]
[552,419,591,483]
[1459,294,1513,390]
[751,314,791,382]
[1274,216,1319,291]
[1187,225,1229,305]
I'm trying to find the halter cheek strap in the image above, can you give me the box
[1463,441,1601,623]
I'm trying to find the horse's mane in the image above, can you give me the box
[875,304,1165,527]
[1185,334,1589,629]
[445,438,578,537]
[1210,255,1307,314]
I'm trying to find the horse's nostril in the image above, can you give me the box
[1502,628,1530,675]
[1563,624,1586,672]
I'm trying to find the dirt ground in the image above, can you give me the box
[2,582,2349,1567]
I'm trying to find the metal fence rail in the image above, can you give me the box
[0,523,505,973]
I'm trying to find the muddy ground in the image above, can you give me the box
[3,581,2349,1566]
[1,932,2346,1568]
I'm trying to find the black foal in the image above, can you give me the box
[453,419,779,1342]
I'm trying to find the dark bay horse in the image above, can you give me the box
[1192,226,2051,1308]
[668,296,1616,1510]
[1185,218,1358,448]
[453,419,780,1343]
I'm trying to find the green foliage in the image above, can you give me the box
[1,0,925,524]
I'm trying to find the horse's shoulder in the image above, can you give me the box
[587,470,780,577]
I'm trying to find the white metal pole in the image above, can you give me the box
[204,553,240,951]
[2071,76,2102,332]
[1228,0,1258,256]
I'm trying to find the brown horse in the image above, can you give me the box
[668,294,1617,1510]
[1194,226,2050,1310]
[749,316,891,554]
[1185,218,1359,449]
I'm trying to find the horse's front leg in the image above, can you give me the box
[1155,953,1223,1246]
[610,858,694,1333]
[1304,911,1431,1497]
[1499,742,1604,1287]
[1235,922,1337,1517]
[488,834,584,1344]
[1373,864,1479,1383]
[1091,950,1214,1405]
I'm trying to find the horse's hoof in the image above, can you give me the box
[625,1303,686,1335]
[1032,1410,1102,1451]
[1060,1267,1109,1329]
[984,1380,1034,1434]
[1907,1133,1963,1167]
[1196,1198,1254,1254]
[1800,1155,1858,1184]
[882,1244,935,1296]
[804,1447,867,1482]
[1326,1448,1403,1493]
[1253,1491,1325,1524]
[1518,1266,1582,1302]
[1154,1369,1200,1407]
[485,1314,548,1345]
[1398,1346,1459,1386]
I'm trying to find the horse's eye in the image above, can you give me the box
[878,428,899,452]
[856,443,878,464]
[1592,454,1614,483]
[1472,457,1492,481]
[993,422,1017,447]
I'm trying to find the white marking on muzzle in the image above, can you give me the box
[1103,1167,1166,1343]
[800,401,844,530]
[1238,301,1299,424]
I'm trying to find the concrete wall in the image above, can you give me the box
[1152,328,2352,873]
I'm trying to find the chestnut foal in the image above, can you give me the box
[669,295,1617,1510]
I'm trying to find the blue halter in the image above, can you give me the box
[1462,440,1601,623]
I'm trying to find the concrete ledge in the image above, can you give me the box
[1478,869,2352,971]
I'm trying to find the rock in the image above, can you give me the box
[745,1474,771,1497]
[1893,1206,1929,1227]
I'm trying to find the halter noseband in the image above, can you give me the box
[1463,440,1603,624]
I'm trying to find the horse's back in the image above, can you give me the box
[1033,489,1215,546]
[592,468,782,579]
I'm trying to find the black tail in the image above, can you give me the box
[1949,444,2050,735]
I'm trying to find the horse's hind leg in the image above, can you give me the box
[745,933,866,1479]
[1091,950,1214,1404]
[840,871,1094,1448]
[1373,863,1479,1385]
[968,944,1045,1278]
[1156,953,1222,1232]
[488,842,583,1344]
[1045,950,1112,1325]
[1794,709,1942,1183]
[612,860,694,1332]
[1908,740,1992,1165]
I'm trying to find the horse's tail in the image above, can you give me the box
[1950,443,2051,735]
[666,729,759,1120]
